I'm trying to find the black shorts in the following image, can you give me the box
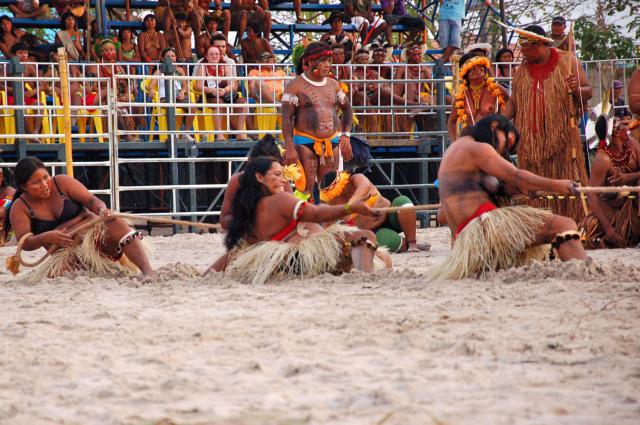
[384,14,425,30]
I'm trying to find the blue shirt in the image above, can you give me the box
[439,0,466,21]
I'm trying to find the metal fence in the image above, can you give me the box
[0,57,638,224]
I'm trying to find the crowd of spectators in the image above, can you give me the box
[0,0,636,144]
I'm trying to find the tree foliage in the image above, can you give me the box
[603,0,640,40]
[574,16,636,60]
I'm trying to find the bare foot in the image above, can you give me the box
[137,269,156,283]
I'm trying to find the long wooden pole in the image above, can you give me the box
[373,203,440,213]
[57,47,74,178]
[114,212,220,229]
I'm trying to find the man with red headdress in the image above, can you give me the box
[281,42,353,201]
[504,25,592,223]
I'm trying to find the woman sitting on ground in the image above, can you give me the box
[222,157,391,284]
[6,157,153,280]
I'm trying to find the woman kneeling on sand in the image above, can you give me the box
[6,157,153,281]
[223,157,391,284]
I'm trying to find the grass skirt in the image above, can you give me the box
[226,224,354,284]
[580,196,640,249]
[26,222,138,284]
[428,206,552,281]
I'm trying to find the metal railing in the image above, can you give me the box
[1,57,638,225]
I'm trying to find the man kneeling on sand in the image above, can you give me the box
[429,114,587,280]
[319,171,429,253]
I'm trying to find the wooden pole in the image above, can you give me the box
[57,47,74,178]
[373,203,440,213]
[114,212,221,229]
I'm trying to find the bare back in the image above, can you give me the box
[283,75,341,138]
[438,138,503,234]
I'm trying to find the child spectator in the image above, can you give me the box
[0,15,28,59]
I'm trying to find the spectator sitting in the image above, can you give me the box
[331,44,351,82]
[370,44,392,79]
[147,47,196,142]
[240,24,273,66]
[211,33,238,67]
[117,28,141,64]
[381,0,425,48]
[248,51,286,103]
[9,0,50,19]
[230,0,272,44]
[394,43,434,131]
[438,0,465,62]
[320,11,354,62]
[494,47,515,90]
[138,14,167,63]
[86,39,139,142]
[194,45,249,141]
[10,42,41,140]
[343,0,387,45]
[55,11,84,62]
[164,12,193,62]
[612,80,632,119]
[0,15,28,59]
[89,18,120,62]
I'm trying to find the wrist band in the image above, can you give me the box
[344,203,352,215]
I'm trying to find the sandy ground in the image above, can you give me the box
[1,228,639,425]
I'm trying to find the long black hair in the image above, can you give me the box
[4,157,46,237]
[225,156,278,250]
[248,134,282,162]
[470,114,520,157]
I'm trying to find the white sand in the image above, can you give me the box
[1,229,639,425]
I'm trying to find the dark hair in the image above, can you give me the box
[303,41,331,62]
[470,114,520,156]
[211,33,227,43]
[143,13,156,22]
[248,134,282,161]
[494,47,513,63]
[204,15,216,26]
[523,25,547,38]
[175,13,187,21]
[60,11,77,30]
[0,15,17,44]
[161,47,176,59]
[118,27,134,40]
[247,23,262,37]
[10,42,29,55]
[4,157,46,236]
[225,156,278,250]
[319,170,337,190]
